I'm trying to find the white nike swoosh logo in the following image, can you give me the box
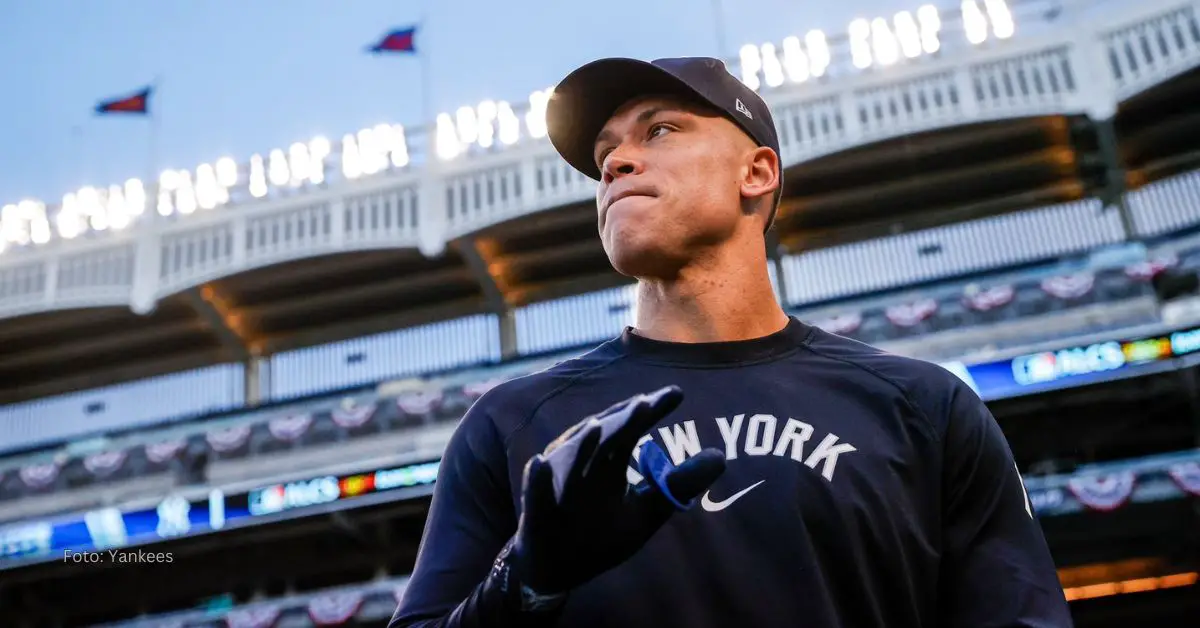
[701,480,765,512]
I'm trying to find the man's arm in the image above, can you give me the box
[388,404,564,628]
[938,382,1074,627]
[389,386,723,627]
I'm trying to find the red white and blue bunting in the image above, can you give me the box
[268,414,313,442]
[330,401,376,429]
[885,298,938,327]
[224,605,280,628]
[1065,470,1137,512]
[1041,273,1095,300]
[811,312,863,335]
[1167,461,1200,496]
[962,284,1014,312]
[307,591,364,626]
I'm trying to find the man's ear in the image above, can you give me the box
[740,146,780,217]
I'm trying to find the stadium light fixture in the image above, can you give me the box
[268,149,291,187]
[57,195,86,239]
[359,128,380,176]
[30,206,52,243]
[195,163,221,210]
[984,0,1014,39]
[476,100,499,149]
[249,154,269,198]
[436,113,462,160]
[455,106,479,146]
[761,43,786,88]
[739,44,764,90]
[388,125,410,168]
[962,0,989,44]
[59,192,82,236]
[917,5,941,54]
[106,184,131,229]
[9,201,32,243]
[378,125,397,171]
[525,89,552,139]
[68,186,102,230]
[805,30,831,78]
[743,31,829,89]
[155,179,173,217]
[849,19,874,69]
[175,171,198,215]
[215,157,239,189]
[159,169,179,194]
[2,200,49,247]
[497,102,520,146]
[357,127,385,176]
[125,178,147,216]
[871,17,901,66]
[781,37,812,83]
[340,134,363,179]
[2,201,35,248]
[287,143,311,187]
[309,137,331,183]
[894,11,923,59]
[156,188,174,216]
[437,100,520,153]
[738,4,950,84]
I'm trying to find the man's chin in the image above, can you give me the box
[604,242,683,280]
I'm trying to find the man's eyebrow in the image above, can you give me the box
[594,107,675,155]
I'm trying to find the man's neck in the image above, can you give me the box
[631,243,789,344]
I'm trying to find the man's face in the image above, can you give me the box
[591,95,768,279]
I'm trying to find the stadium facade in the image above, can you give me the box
[0,0,1198,625]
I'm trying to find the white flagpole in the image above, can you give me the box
[711,0,729,61]
[149,76,162,193]
[417,10,435,163]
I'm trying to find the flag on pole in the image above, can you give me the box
[95,86,153,115]
[368,27,418,54]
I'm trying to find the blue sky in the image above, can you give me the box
[0,0,925,205]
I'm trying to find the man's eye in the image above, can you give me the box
[648,124,672,138]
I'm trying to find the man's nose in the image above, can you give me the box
[601,149,642,184]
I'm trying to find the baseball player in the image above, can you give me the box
[389,56,1073,627]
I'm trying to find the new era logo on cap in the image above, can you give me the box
[735,98,753,120]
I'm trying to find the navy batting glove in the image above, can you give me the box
[509,386,726,597]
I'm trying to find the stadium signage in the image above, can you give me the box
[1028,488,1064,513]
[0,522,53,560]
[0,459,439,570]
[248,476,341,516]
[376,462,439,490]
[1169,328,1200,356]
[948,324,1200,401]
[1011,341,1125,386]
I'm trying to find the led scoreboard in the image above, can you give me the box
[942,324,1200,400]
[247,460,438,516]
[0,460,439,569]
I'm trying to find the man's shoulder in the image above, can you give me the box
[460,341,627,439]
[802,325,974,427]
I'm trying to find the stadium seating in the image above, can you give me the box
[1,162,1194,458]
[0,250,1189,510]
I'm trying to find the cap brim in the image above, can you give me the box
[546,58,712,181]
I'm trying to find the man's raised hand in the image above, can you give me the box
[511,386,727,596]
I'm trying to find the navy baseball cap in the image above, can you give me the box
[545,56,783,230]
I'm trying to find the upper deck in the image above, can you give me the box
[1,0,1198,406]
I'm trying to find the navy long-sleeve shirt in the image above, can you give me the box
[390,317,1073,627]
